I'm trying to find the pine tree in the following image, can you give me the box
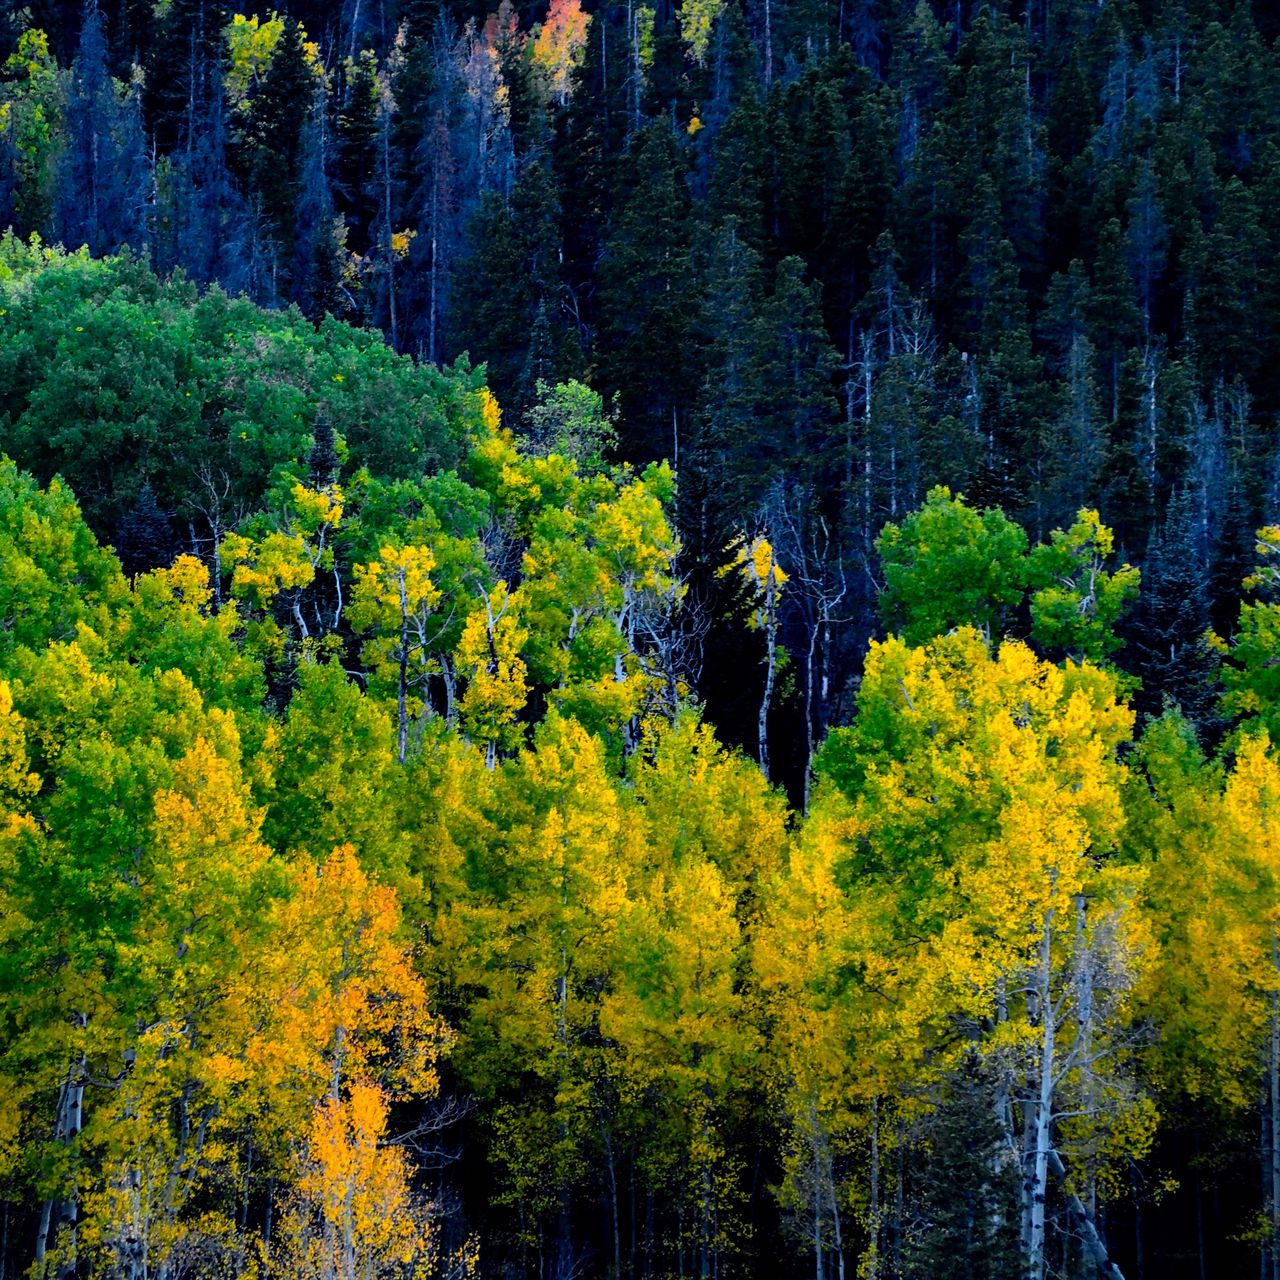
[751,256,841,493]
[408,107,458,363]
[452,162,569,411]
[155,68,251,293]
[291,102,347,320]
[145,0,229,154]
[1089,217,1144,421]
[239,16,315,258]
[901,1064,1024,1280]
[597,124,697,462]
[690,216,765,534]
[705,90,768,249]
[307,410,341,493]
[54,2,149,256]
[1126,488,1221,731]
[336,48,381,259]
[114,481,176,576]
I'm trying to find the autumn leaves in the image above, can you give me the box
[9,388,1280,1276]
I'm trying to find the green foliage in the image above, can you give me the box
[0,457,126,658]
[1027,508,1140,663]
[0,28,63,230]
[0,237,484,543]
[521,378,618,474]
[876,485,1028,644]
[9,0,1280,1262]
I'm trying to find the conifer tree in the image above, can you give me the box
[54,2,148,256]
[1127,488,1221,730]
[598,124,697,462]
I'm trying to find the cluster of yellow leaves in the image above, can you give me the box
[676,0,723,65]
[245,844,447,1108]
[457,583,529,762]
[1139,725,1280,1108]
[756,628,1155,1270]
[0,680,38,839]
[721,534,786,631]
[225,13,325,110]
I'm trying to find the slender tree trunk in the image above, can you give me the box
[1029,910,1057,1280]
[1132,1162,1146,1280]
[700,1134,713,1279]
[428,195,440,365]
[803,617,818,812]
[37,1051,86,1278]
[994,976,1016,1241]
[866,1095,879,1280]
[379,98,397,350]
[812,1126,823,1280]
[644,1186,654,1279]
[892,1124,904,1277]
[1075,896,1097,1219]
[759,605,776,782]
[763,0,773,87]
[603,1127,621,1280]
[1046,1150,1124,1280]
[1194,1146,1205,1280]
[830,1143,844,1280]
[348,0,363,61]
[629,1143,637,1279]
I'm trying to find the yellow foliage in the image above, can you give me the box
[721,534,786,631]
[272,1082,433,1280]
[457,583,529,762]
[247,844,448,1109]
[225,12,326,109]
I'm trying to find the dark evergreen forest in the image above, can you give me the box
[3,1,1280,1277]
[7,0,1280,771]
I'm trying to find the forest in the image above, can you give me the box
[4,0,1280,1277]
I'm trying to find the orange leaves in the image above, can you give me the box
[271,1076,479,1280]
[530,0,591,104]
[276,1082,428,1280]
[248,844,448,1109]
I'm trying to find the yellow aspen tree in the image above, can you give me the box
[756,789,894,1280]
[0,678,38,837]
[77,724,282,1280]
[219,483,344,646]
[447,716,637,1272]
[603,851,758,1276]
[350,543,442,763]
[271,1081,456,1280]
[590,466,683,722]
[1139,729,1280,1270]
[629,711,786,905]
[457,583,528,768]
[1216,735,1280,1271]
[530,0,591,105]
[1129,714,1239,1102]
[0,679,39,1218]
[244,844,447,1119]
[814,629,1147,1280]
